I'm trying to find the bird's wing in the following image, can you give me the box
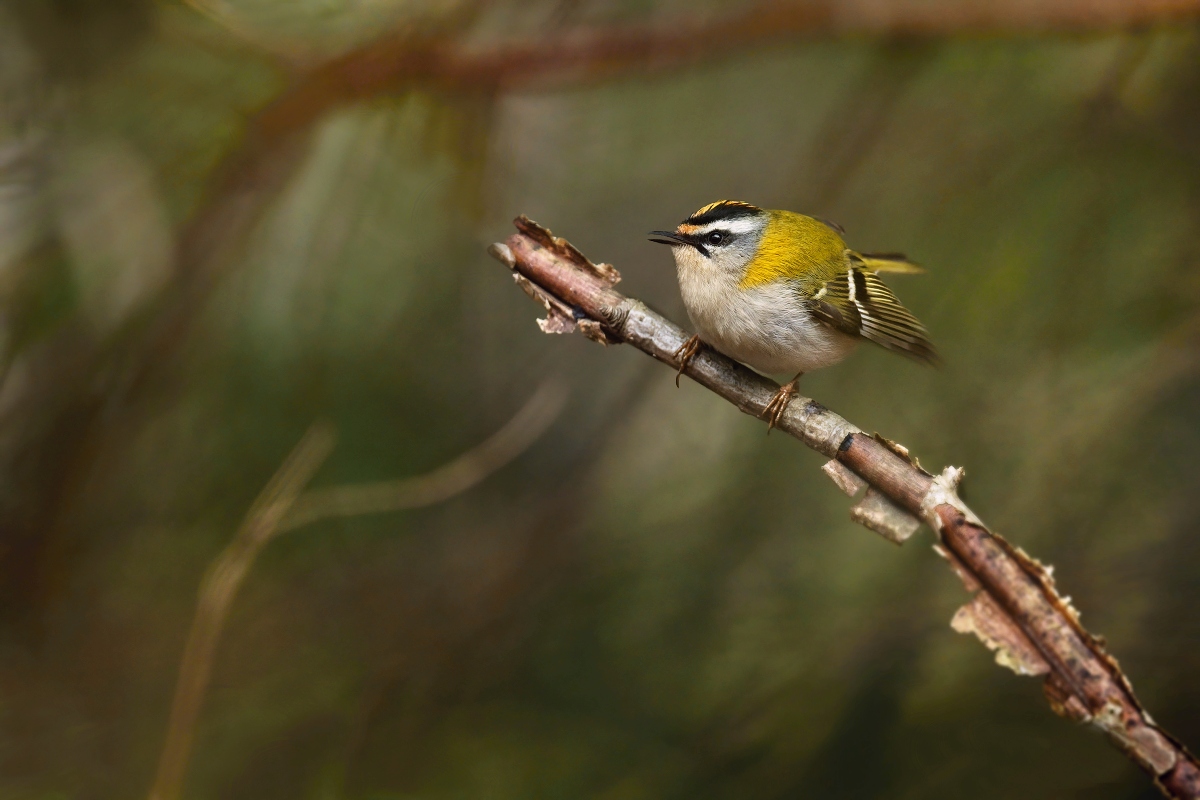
[807,264,939,365]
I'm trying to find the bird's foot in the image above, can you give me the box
[762,375,803,432]
[673,335,703,387]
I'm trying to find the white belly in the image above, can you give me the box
[677,263,856,376]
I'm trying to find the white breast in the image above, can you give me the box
[674,249,856,376]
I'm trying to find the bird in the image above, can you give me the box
[650,200,938,429]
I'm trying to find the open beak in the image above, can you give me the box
[648,230,688,247]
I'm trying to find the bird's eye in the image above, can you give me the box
[707,232,725,245]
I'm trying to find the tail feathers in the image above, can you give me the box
[851,251,925,275]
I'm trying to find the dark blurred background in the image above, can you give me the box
[1,1,1199,798]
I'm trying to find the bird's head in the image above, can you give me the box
[650,200,767,278]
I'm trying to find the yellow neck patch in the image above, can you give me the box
[739,211,846,290]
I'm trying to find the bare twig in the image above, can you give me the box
[147,381,565,800]
[488,217,1200,800]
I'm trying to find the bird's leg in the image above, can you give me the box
[673,334,703,387]
[762,372,804,432]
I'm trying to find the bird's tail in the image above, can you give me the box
[853,251,925,275]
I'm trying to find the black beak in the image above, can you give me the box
[649,230,708,257]
[648,230,687,246]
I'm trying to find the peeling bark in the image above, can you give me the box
[489,216,1200,800]
[849,487,921,544]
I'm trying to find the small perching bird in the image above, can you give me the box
[650,200,938,428]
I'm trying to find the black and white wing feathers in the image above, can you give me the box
[808,264,939,366]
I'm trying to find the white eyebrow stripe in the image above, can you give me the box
[695,218,759,235]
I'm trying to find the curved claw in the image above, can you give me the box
[673,335,703,387]
[762,375,803,433]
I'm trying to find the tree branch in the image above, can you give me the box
[487,216,1200,800]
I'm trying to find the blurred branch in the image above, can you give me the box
[487,217,1200,800]
[178,0,263,48]
[147,381,564,800]
[149,422,336,800]
[252,0,1200,147]
[252,4,828,143]
[278,378,568,532]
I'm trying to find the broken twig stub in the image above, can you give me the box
[822,459,866,497]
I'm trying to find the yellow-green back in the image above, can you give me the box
[739,210,845,291]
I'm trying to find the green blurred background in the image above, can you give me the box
[1,1,1199,798]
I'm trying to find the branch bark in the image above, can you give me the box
[488,216,1200,800]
